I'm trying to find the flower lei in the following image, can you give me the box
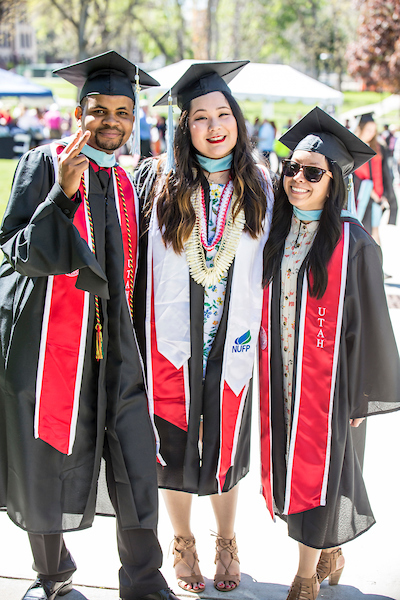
[185,181,245,287]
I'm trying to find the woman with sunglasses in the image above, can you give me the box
[259,107,400,600]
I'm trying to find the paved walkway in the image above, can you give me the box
[1,200,400,600]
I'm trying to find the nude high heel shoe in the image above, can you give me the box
[213,534,241,592]
[286,574,320,600]
[316,548,344,585]
[172,535,205,593]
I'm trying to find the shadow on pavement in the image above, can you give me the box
[66,592,91,600]
[317,582,396,600]
[176,574,397,600]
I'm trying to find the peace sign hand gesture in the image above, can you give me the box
[57,129,91,198]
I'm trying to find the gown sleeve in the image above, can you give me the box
[0,148,108,296]
[344,231,400,418]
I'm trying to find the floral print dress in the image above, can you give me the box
[280,215,318,442]
[203,183,229,375]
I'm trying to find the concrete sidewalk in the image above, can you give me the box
[1,210,400,600]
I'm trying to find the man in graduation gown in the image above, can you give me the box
[0,51,178,600]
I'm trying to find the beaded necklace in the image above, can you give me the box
[199,180,233,251]
[186,183,245,287]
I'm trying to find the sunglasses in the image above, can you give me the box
[281,160,332,183]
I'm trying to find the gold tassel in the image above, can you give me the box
[95,323,103,360]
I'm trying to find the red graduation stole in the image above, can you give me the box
[35,149,137,455]
[148,280,189,433]
[147,269,249,491]
[259,222,350,517]
[147,282,249,489]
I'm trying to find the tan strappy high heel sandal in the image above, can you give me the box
[172,535,205,593]
[213,534,241,592]
[286,574,320,600]
[316,548,344,585]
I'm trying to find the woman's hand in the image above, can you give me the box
[370,189,381,203]
[379,195,390,211]
[349,417,365,428]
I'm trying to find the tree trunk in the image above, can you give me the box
[78,0,89,60]
[175,0,186,60]
[231,0,242,60]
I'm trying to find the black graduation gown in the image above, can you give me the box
[0,145,158,534]
[353,145,397,232]
[133,159,253,496]
[267,219,400,548]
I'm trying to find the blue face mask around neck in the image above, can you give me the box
[196,153,233,173]
[81,143,117,168]
[292,207,323,221]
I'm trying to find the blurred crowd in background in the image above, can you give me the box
[2,101,400,190]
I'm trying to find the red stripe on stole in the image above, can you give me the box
[37,202,87,454]
[150,284,188,431]
[259,285,274,519]
[217,381,245,493]
[287,231,346,514]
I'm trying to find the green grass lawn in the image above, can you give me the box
[31,77,77,105]
[0,159,18,220]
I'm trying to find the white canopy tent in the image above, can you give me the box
[148,60,343,107]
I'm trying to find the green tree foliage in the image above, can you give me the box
[25,0,354,87]
[212,0,354,88]
[27,0,190,63]
[347,0,400,93]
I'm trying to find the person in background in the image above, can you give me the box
[156,115,167,153]
[251,116,261,147]
[380,123,397,184]
[353,113,397,242]
[44,103,62,139]
[259,107,400,600]
[258,118,275,161]
[140,102,152,158]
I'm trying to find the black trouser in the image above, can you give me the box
[28,533,76,582]
[28,526,166,599]
[28,455,167,600]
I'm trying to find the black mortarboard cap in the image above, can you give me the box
[53,51,160,102]
[356,112,375,127]
[154,60,249,109]
[279,106,375,176]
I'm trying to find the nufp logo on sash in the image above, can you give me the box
[232,330,251,353]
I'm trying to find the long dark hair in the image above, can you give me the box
[263,159,346,299]
[154,92,268,253]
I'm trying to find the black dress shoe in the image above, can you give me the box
[22,578,73,600]
[133,589,180,600]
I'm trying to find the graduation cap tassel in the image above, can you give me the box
[164,90,175,174]
[95,323,103,360]
[131,66,141,158]
[347,174,357,216]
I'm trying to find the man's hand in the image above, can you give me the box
[349,417,365,428]
[57,129,91,198]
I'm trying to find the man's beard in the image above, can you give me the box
[93,128,125,151]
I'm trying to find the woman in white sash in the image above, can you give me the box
[134,62,273,593]
[259,107,400,600]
